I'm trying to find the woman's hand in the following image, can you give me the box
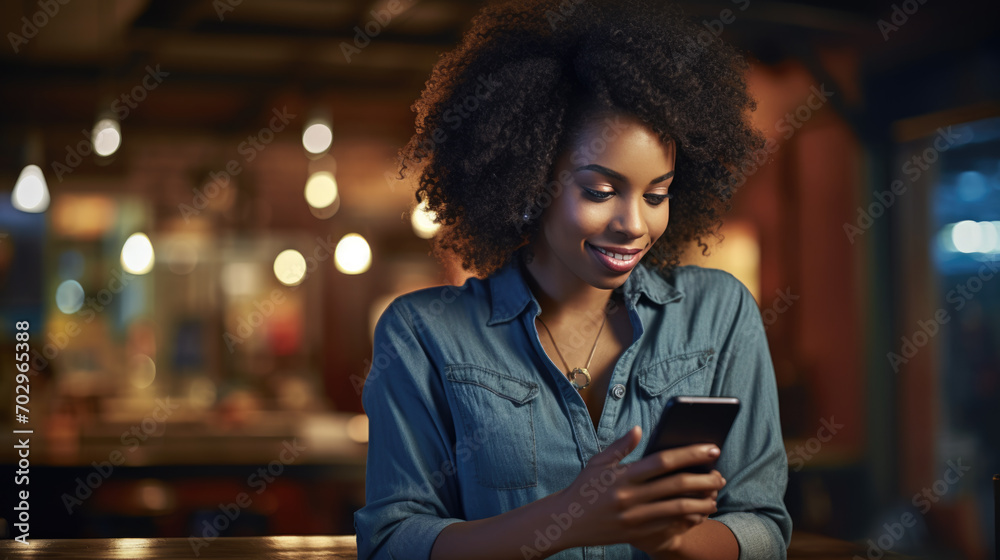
[553,425,726,554]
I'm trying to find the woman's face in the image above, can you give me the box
[531,112,676,291]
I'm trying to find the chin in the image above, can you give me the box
[588,271,631,291]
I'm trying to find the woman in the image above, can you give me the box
[354,0,791,558]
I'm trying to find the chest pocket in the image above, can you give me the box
[445,365,540,490]
[637,349,715,398]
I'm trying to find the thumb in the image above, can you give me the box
[606,425,642,461]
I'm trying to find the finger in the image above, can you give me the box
[652,473,718,502]
[619,497,718,526]
[629,444,720,483]
[684,488,719,501]
[710,470,727,488]
[678,478,720,501]
[635,471,725,503]
[709,470,725,500]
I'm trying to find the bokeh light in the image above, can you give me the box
[92,117,122,157]
[304,171,339,209]
[302,121,333,154]
[129,354,157,389]
[55,280,85,314]
[121,232,155,274]
[410,199,440,239]
[273,249,307,286]
[334,233,371,275]
[12,164,50,213]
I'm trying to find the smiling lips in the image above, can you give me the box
[586,242,642,273]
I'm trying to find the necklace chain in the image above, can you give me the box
[536,311,607,390]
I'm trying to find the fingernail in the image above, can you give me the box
[721,477,727,485]
[707,446,720,457]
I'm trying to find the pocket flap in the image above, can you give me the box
[445,365,540,405]
[637,349,714,397]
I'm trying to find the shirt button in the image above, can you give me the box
[611,384,626,399]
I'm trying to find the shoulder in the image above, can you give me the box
[364,278,490,393]
[671,264,747,290]
[662,265,761,328]
[668,265,752,304]
[377,275,490,335]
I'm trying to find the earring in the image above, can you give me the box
[522,207,532,222]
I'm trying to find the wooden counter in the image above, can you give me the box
[0,531,911,558]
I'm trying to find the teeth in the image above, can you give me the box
[593,245,631,261]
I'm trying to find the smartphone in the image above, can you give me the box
[642,396,741,475]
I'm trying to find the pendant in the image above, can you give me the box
[568,367,591,390]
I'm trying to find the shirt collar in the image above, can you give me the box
[487,254,684,325]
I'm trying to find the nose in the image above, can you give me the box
[611,196,646,239]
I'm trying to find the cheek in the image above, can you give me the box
[574,204,609,234]
[542,196,583,247]
[554,194,604,237]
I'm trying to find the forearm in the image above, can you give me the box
[430,489,576,560]
[655,519,739,560]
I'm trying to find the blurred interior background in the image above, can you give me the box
[0,0,998,557]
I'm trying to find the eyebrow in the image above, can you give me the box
[573,164,675,185]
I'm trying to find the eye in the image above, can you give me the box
[581,186,613,201]
[645,193,672,206]
[582,186,672,205]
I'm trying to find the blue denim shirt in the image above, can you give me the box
[354,256,792,559]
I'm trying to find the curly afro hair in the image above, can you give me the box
[398,0,764,279]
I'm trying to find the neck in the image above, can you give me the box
[519,246,617,324]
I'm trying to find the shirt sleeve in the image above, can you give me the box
[709,280,793,559]
[354,301,466,560]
